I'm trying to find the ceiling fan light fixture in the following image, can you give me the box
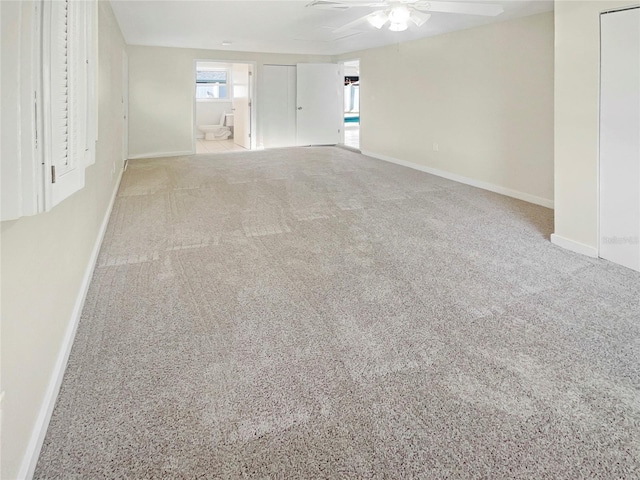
[388,21,408,32]
[388,5,410,24]
[367,11,388,29]
[409,11,431,27]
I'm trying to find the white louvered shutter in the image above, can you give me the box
[44,0,95,208]
[84,0,97,162]
[50,0,71,176]
[68,0,87,170]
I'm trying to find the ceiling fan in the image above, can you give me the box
[307,1,505,33]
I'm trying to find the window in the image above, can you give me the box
[196,69,228,100]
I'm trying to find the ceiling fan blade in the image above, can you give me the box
[306,1,385,10]
[307,0,392,10]
[307,1,350,10]
[333,12,377,33]
[413,1,504,17]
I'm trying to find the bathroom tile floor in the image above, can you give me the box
[196,139,247,154]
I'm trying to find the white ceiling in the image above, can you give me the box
[110,0,554,56]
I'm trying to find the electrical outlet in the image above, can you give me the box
[433,143,439,152]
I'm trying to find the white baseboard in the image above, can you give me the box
[17,167,124,480]
[338,144,361,153]
[360,150,554,209]
[127,149,194,160]
[550,233,598,258]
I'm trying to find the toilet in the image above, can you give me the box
[199,112,232,140]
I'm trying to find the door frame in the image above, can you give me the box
[122,50,129,162]
[192,59,257,152]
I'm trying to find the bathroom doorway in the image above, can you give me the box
[193,60,256,154]
[341,59,360,150]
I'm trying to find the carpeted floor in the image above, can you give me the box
[35,147,639,479]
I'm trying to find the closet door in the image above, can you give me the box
[262,65,296,148]
[599,7,640,272]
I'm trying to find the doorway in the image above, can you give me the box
[193,60,256,154]
[341,59,360,150]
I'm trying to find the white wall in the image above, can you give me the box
[338,12,555,208]
[127,46,331,158]
[552,0,633,255]
[0,2,127,478]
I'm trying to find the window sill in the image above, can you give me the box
[196,98,232,103]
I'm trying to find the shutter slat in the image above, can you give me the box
[51,0,70,172]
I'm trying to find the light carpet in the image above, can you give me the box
[35,147,640,478]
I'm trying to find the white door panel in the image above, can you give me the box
[599,7,640,272]
[262,65,296,148]
[296,63,342,146]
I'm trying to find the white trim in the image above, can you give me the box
[550,233,599,258]
[339,144,361,153]
[122,50,128,162]
[597,9,604,259]
[195,98,232,103]
[360,150,554,209]
[127,150,194,160]
[17,167,124,480]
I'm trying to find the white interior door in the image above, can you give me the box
[600,7,640,272]
[232,63,251,149]
[262,65,296,148]
[296,63,342,146]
